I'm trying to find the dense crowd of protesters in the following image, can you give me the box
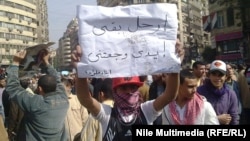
[0,42,249,141]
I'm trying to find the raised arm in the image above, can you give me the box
[72,45,101,116]
[153,40,184,111]
[40,49,66,96]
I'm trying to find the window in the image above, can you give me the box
[227,8,234,26]
[245,8,250,22]
[217,12,224,28]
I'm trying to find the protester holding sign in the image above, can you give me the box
[73,3,184,141]
[72,39,184,141]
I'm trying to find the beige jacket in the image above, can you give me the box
[80,100,113,141]
[237,70,250,108]
[65,94,88,141]
[0,115,8,141]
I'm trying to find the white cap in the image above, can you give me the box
[210,60,226,74]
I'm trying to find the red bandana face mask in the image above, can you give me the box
[114,91,141,116]
[126,92,140,106]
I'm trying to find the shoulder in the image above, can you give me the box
[197,85,206,92]
[199,95,207,101]
[196,91,207,100]
[101,103,112,114]
[200,96,215,110]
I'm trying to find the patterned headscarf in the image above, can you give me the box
[114,91,143,116]
[169,93,204,125]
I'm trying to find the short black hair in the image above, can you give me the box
[192,61,205,69]
[139,75,147,82]
[99,78,113,100]
[180,69,196,85]
[20,78,30,89]
[38,75,57,93]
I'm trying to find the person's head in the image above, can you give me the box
[179,69,198,100]
[31,74,38,84]
[139,75,147,83]
[61,76,74,96]
[237,63,246,71]
[20,77,31,89]
[192,61,206,78]
[151,73,166,86]
[0,73,7,88]
[112,76,143,116]
[226,63,235,78]
[98,78,113,103]
[205,62,211,77]
[152,73,163,82]
[112,76,143,95]
[37,75,57,95]
[208,60,227,89]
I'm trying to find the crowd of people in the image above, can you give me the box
[0,39,249,141]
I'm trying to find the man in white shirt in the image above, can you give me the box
[162,69,219,125]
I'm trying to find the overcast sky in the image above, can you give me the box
[47,0,97,48]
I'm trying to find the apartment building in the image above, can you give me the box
[56,18,78,71]
[206,0,250,64]
[0,0,49,66]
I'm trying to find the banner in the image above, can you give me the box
[77,3,180,78]
[132,125,250,140]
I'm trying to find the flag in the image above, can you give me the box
[202,15,211,32]
[210,12,217,29]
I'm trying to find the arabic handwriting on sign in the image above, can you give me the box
[150,24,160,34]
[145,51,159,60]
[88,52,99,62]
[92,22,122,36]
[163,41,166,57]
[164,14,168,31]
[85,69,111,76]
[132,50,143,58]
[87,52,128,62]
[92,16,169,36]
[128,16,153,32]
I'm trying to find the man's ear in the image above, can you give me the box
[37,86,43,95]
[98,91,104,102]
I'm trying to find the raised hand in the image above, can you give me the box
[71,45,82,69]
[40,49,50,65]
[175,39,185,63]
[13,50,27,66]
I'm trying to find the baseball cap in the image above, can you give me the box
[210,60,226,74]
[112,76,143,89]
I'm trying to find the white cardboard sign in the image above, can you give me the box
[77,3,180,78]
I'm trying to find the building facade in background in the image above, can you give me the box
[206,0,250,64]
[55,18,78,71]
[57,0,250,70]
[0,0,49,66]
[56,0,209,71]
